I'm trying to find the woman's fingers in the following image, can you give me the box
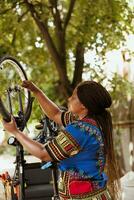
[2,116,18,134]
[22,80,39,93]
[22,80,31,89]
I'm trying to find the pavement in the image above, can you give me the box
[0,154,40,200]
[1,155,134,200]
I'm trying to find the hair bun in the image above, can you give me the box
[77,81,112,115]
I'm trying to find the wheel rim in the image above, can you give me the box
[0,56,31,118]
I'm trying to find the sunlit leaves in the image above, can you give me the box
[0,0,134,121]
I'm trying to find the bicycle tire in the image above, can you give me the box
[0,56,31,123]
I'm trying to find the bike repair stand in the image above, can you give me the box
[41,161,60,200]
[8,116,26,200]
[14,141,25,200]
[38,116,60,200]
[51,162,60,200]
[0,56,34,200]
[8,108,33,200]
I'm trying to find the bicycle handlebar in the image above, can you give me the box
[0,97,11,122]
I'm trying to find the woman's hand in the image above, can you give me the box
[2,117,18,135]
[22,80,39,93]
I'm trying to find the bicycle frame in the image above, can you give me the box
[0,56,33,200]
[6,87,29,200]
[34,116,60,200]
[0,56,60,200]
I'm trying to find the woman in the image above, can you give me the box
[2,80,120,200]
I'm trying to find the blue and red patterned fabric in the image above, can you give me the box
[44,111,112,199]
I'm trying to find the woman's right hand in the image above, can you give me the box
[22,80,39,93]
[2,117,18,136]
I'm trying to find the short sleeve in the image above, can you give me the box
[61,111,75,127]
[44,129,81,162]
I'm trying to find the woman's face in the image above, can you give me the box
[68,89,88,118]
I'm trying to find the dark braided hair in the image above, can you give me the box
[77,81,120,200]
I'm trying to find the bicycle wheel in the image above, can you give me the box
[0,56,31,124]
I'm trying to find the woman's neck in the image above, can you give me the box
[78,112,88,120]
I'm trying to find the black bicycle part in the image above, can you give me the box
[45,117,60,200]
[0,56,33,200]
[0,56,32,128]
[34,116,59,145]
[34,116,60,200]
[0,97,11,122]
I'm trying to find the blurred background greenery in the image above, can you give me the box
[0,0,134,176]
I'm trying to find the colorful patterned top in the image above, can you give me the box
[44,111,111,200]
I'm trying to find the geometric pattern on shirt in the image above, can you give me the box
[73,120,105,173]
[61,111,75,127]
[61,111,99,127]
[58,170,111,199]
[44,130,81,162]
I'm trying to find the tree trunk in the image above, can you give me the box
[72,42,84,88]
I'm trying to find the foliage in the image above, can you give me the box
[0,0,134,121]
[0,1,134,175]
[109,73,134,121]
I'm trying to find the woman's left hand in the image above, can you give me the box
[2,117,18,135]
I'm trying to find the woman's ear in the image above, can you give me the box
[81,103,86,109]
[81,104,88,112]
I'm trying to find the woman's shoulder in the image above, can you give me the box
[74,118,98,126]
[68,118,103,142]
[71,117,100,132]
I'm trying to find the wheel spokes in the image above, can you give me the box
[0,56,32,129]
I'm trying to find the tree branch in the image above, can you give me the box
[48,0,66,58]
[23,0,71,97]
[0,2,16,15]
[23,0,61,67]
[49,0,62,31]
[11,29,17,46]
[18,10,29,22]
[0,1,25,15]
[64,0,76,29]
[72,42,84,87]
